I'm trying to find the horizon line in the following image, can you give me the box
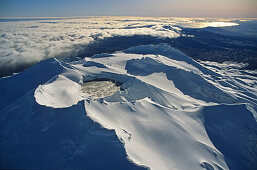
[1,15,257,19]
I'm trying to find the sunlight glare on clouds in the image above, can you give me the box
[201,22,239,28]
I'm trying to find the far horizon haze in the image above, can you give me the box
[0,0,257,18]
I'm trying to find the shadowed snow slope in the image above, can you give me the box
[0,94,145,170]
[1,44,257,170]
[0,58,65,108]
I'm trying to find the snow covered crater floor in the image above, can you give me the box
[1,44,257,170]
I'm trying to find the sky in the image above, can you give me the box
[0,0,257,18]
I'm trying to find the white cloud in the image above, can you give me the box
[0,16,239,75]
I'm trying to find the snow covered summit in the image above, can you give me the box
[1,44,257,170]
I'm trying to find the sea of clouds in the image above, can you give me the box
[0,16,240,76]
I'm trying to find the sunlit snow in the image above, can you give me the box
[31,44,257,170]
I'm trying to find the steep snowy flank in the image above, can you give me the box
[0,93,145,170]
[0,58,65,108]
[1,44,257,170]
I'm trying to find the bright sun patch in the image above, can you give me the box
[203,22,239,27]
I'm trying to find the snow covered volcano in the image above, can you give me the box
[1,44,257,170]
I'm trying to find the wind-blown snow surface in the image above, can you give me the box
[1,44,257,170]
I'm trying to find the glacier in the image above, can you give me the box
[0,44,257,170]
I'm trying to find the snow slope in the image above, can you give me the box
[1,44,257,170]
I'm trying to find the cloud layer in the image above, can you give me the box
[0,16,240,76]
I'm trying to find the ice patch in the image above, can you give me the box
[82,80,121,100]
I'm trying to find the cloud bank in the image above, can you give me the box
[0,16,240,76]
